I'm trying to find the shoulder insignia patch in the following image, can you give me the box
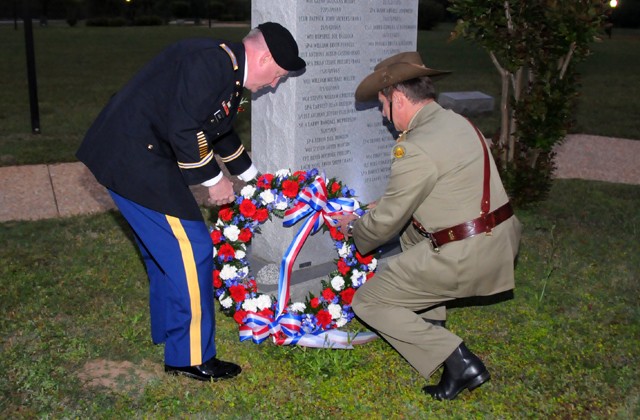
[393,145,405,159]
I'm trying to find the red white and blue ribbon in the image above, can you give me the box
[238,311,377,349]
[277,175,359,317]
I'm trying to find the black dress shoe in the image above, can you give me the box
[423,342,490,400]
[165,357,241,381]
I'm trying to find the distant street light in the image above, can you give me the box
[610,0,618,7]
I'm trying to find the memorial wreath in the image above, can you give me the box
[211,168,378,348]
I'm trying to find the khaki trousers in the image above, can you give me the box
[352,226,464,379]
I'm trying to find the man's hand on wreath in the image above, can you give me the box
[208,176,236,206]
[334,213,359,239]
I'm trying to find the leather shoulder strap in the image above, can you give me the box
[468,120,490,215]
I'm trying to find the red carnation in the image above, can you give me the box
[366,271,375,280]
[210,230,222,245]
[218,243,236,260]
[322,288,336,302]
[329,227,344,241]
[229,285,247,302]
[282,179,300,198]
[316,310,332,328]
[337,259,350,276]
[255,208,269,223]
[238,228,253,243]
[310,297,320,308]
[257,174,273,188]
[218,206,234,222]
[239,199,257,218]
[259,308,274,319]
[213,270,222,288]
[340,287,356,305]
[293,170,307,181]
[330,181,341,194]
[248,279,258,293]
[233,310,248,325]
[356,251,374,265]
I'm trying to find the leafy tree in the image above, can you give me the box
[449,1,609,205]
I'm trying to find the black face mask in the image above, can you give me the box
[380,101,399,138]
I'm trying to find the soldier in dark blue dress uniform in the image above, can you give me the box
[77,22,305,381]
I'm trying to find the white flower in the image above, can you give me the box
[289,302,306,313]
[275,169,291,178]
[328,303,342,320]
[242,298,258,312]
[236,249,246,259]
[212,246,217,258]
[259,190,275,204]
[368,258,378,271]
[338,242,350,258]
[240,185,256,198]
[256,294,272,310]
[220,296,233,309]
[275,197,288,210]
[223,225,240,242]
[216,219,225,227]
[335,316,348,328]
[220,265,238,280]
[351,269,365,287]
[238,266,249,279]
[331,275,345,291]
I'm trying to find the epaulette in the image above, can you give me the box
[396,128,412,143]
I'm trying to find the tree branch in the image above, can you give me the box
[559,42,576,80]
[504,1,513,32]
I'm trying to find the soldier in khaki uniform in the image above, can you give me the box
[336,52,521,400]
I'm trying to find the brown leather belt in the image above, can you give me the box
[412,202,514,252]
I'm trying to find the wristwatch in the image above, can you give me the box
[346,220,356,236]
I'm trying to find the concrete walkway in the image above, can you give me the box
[1,134,638,223]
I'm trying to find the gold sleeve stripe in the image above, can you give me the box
[165,215,202,366]
[219,43,238,71]
[197,131,208,159]
[220,145,245,163]
[178,151,214,169]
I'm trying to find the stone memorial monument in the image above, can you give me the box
[250,0,419,298]
[438,91,495,116]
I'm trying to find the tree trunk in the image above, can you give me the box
[490,52,511,167]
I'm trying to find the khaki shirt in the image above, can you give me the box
[353,101,521,297]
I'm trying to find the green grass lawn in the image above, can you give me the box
[1,179,639,417]
[1,23,639,166]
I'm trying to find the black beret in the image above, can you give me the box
[258,22,306,72]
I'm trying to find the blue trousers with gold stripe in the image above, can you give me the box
[109,190,216,367]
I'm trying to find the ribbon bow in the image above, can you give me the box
[239,312,303,345]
